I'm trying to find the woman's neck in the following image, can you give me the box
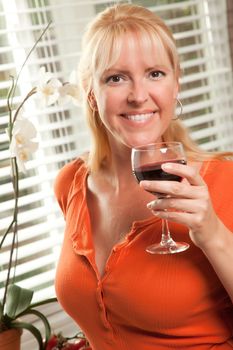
[98,150,136,193]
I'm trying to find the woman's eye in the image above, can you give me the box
[150,71,165,80]
[106,75,123,83]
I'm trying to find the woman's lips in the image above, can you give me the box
[121,111,158,122]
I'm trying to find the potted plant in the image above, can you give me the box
[0,285,57,350]
[0,23,79,350]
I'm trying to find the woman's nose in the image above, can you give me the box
[127,81,148,104]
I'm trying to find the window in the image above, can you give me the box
[0,0,233,348]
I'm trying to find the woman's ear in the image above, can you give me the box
[88,90,97,110]
[173,80,180,99]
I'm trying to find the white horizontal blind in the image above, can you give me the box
[145,0,233,150]
[0,0,233,349]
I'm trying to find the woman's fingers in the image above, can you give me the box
[147,196,213,235]
[161,162,205,186]
[140,179,207,199]
[139,161,215,240]
[147,198,201,213]
[140,162,208,199]
[150,209,195,226]
[139,161,222,249]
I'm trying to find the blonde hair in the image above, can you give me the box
[78,3,232,171]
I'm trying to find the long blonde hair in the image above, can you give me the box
[78,3,232,171]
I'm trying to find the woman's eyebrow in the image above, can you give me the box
[105,65,171,75]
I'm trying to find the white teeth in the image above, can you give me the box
[125,113,154,121]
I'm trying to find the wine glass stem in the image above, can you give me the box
[161,218,176,247]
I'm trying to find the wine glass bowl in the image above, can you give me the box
[131,142,190,254]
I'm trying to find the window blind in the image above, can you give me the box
[0,0,233,349]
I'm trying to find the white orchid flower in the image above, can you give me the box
[58,70,80,106]
[9,117,38,173]
[36,66,62,107]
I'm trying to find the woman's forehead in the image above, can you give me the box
[93,28,177,84]
[106,32,172,70]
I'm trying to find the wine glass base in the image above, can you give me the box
[146,242,189,255]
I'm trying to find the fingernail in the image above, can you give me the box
[162,163,171,170]
[147,201,153,209]
[147,200,158,209]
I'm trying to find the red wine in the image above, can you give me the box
[133,159,186,183]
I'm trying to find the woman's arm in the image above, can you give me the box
[140,161,233,302]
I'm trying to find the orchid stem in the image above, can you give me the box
[10,21,52,111]
[2,158,19,314]
[12,87,37,124]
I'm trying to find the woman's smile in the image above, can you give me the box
[120,110,158,124]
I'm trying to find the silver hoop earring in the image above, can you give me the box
[173,98,183,120]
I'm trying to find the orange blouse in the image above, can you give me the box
[54,159,233,350]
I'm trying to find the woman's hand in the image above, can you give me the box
[140,161,221,249]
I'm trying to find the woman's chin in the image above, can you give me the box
[126,137,163,148]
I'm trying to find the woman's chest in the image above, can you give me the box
[56,227,231,334]
[87,189,153,277]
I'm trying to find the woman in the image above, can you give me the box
[54,4,233,349]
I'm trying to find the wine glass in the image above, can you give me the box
[131,142,190,254]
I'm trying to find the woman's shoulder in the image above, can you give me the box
[201,159,233,230]
[53,157,88,214]
[55,157,87,186]
[202,158,233,176]
[201,158,233,192]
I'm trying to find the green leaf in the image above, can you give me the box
[5,284,33,319]
[11,321,44,350]
[29,297,57,309]
[17,308,51,344]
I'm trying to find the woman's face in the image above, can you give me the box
[92,33,179,152]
